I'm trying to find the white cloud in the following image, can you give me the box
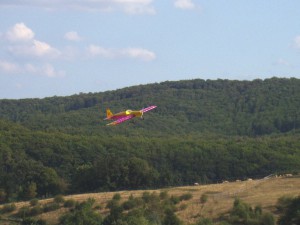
[5,23,61,58]
[8,40,61,58]
[6,23,35,42]
[116,0,155,14]
[24,63,65,77]
[0,0,156,14]
[293,35,300,49]
[121,47,156,61]
[87,44,156,61]
[0,60,19,73]
[273,59,290,67]
[64,31,82,42]
[41,64,66,78]
[32,40,60,57]
[174,0,196,10]
[0,60,65,78]
[87,45,115,58]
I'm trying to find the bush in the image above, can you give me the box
[163,208,182,225]
[29,205,43,216]
[160,191,169,200]
[179,193,193,201]
[30,198,39,206]
[106,199,119,210]
[122,195,143,210]
[64,199,76,208]
[142,191,151,203]
[278,195,300,225]
[261,212,275,225]
[196,218,213,225]
[22,218,47,225]
[94,204,102,210]
[43,202,60,212]
[170,196,180,205]
[200,194,208,204]
[1,203,16,213]
[112,193,121,201]
[53,195,65,204]
[16,206,30,218]
[59,199,102,225]
[178,203,188,211]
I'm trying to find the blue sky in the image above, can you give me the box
[1,0,300,99]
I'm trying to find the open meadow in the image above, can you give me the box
[1,176,299,225]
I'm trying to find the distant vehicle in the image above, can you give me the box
[104,105,157,126]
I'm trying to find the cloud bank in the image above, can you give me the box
[294,35,300,49]
[0,0,156,14]
[174,0,196,10]
[87,45,156,61]
[5,23,60,58]
[1,23,156,80]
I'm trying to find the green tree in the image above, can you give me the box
[37,168,66,196]
[58,198,102,225]
[277,195,300,225]
[21,182,37,200]
[163,208,182,225]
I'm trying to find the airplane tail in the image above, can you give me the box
[104,108,113,120]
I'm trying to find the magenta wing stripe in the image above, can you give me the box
[141,105,157,113]
[114,115,134,125]
[106,115,134,126]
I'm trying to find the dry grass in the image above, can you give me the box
[1,176,299,224]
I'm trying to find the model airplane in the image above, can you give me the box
[104,105,157,126]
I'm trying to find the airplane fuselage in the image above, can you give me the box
[108,110,143,120]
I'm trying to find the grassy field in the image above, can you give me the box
[1,176,299,224]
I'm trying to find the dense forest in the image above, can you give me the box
[1,77,300,136]
[0,77,300,202]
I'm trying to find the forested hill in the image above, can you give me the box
[0,77,300,202]
[1,77,300,136]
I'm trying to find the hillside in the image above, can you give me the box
[1,176,299,225]
[0,77,300,204]
[1,77,300,136]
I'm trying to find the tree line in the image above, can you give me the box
[0,119,299,202]
[0,77,300,137]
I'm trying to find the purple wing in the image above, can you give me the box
[141,105,157,113]
[106,115,134,126]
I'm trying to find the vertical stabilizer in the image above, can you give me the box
[105,108,113,119]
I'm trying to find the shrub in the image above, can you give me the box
[94,204,102,210]
[43,202,60,212]
[29,205,43,216]
[278,195,300,225]
[179,193,193,201]
[53,195,65,204]
[16,206,30,218]
[1,203,16,213]
[261,212,275,225]
[58,199,102,225]
[112,193,121,201]
[170,196,180,205]
[159,191,169,200]
[22,218,47,225]
[200,194,208,204]
[196,218,213,225]
[142,191,151,203]
[106,199,119,210]
[30,198,39,206]
[178,203,188,211]
[122,195,143,210]
[64,199,76,208]
[163,208,182,225]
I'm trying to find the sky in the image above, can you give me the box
[1,0,300,99]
